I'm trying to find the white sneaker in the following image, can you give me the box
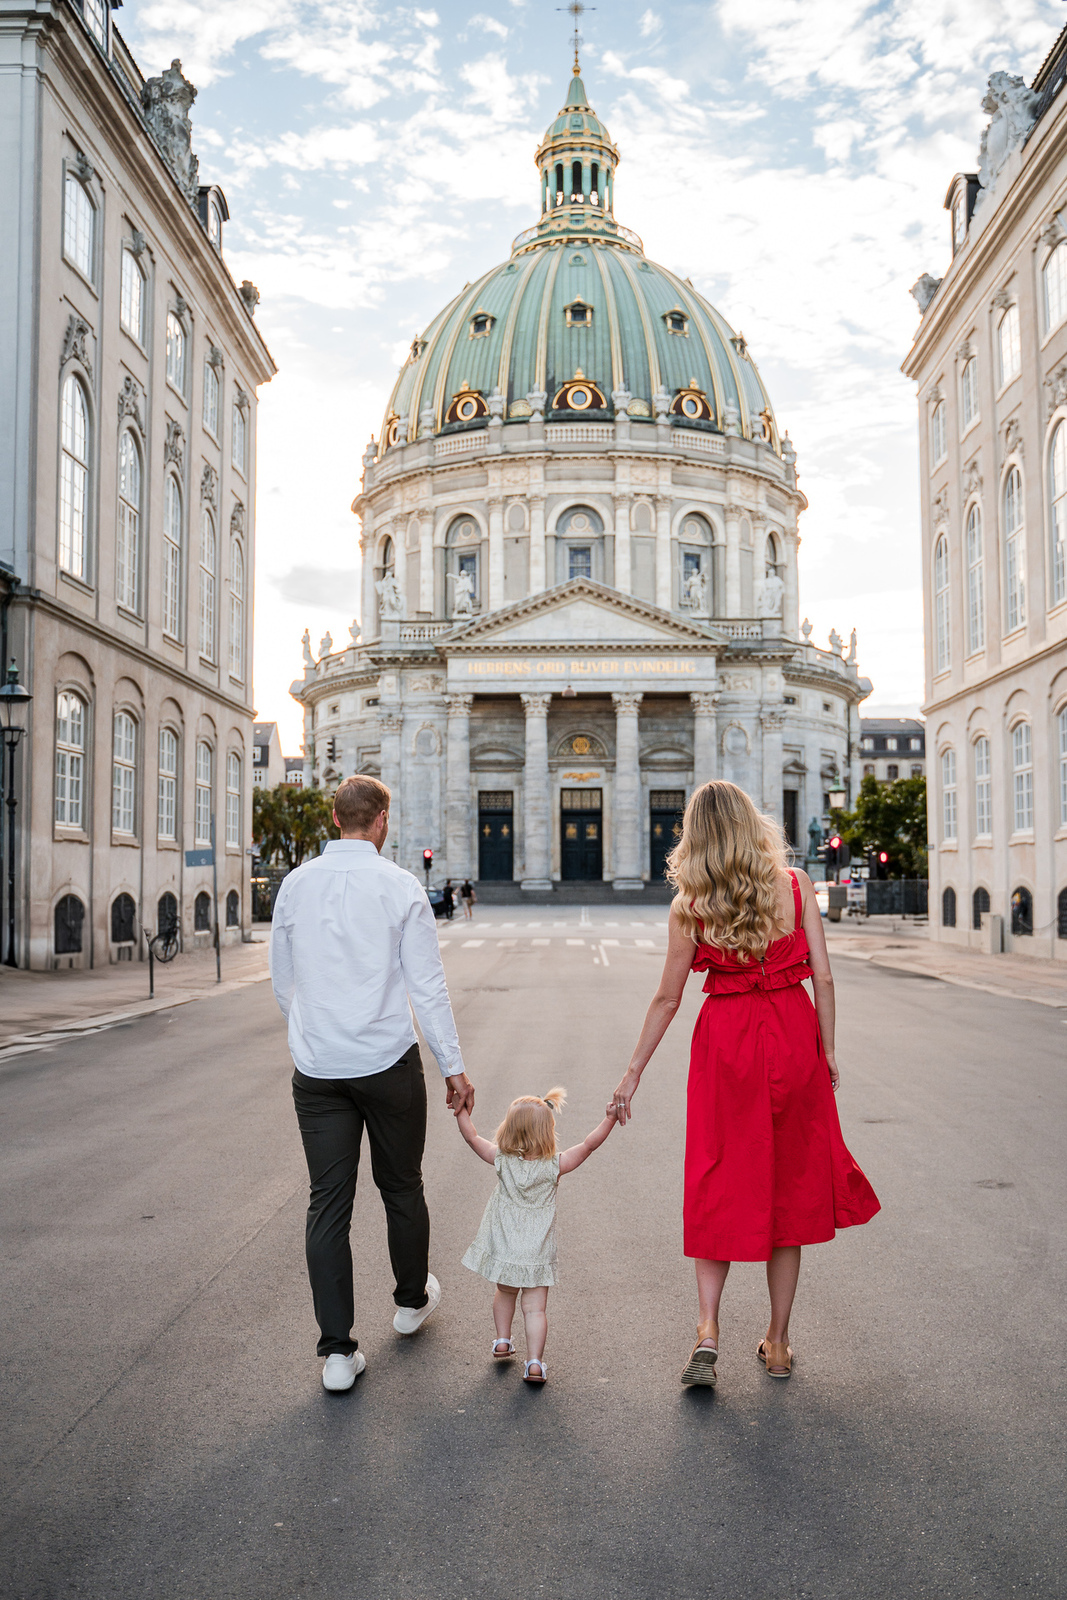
[392,1273,441,1335]
[321,1350,366,1391]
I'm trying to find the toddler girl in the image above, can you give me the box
[457,1088,617,1383]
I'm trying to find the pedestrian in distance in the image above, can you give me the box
[610,780,879,1387]
[455,1088,618,1383]
[460,879,476,919]
[442,879,455,921]
[269,774,475,1394]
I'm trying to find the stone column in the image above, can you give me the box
[529,495,546,593]
[520,692,553,889]
[690,691,720,786]
[488,497,505,611]
[761,711,785,821]
[444,695,474,879]
[783,531,800,638]
[612,691,644,891]
[418,509,434,615]
[613,493,631,592]
[655,495,672,610]
[378,710,404,857]
[724,502,743,615]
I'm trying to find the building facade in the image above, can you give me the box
[252,722,285,790]
[904,32,1067,957]
[859,718,926,784]
[0,2,275,967]
[292,67,871,891]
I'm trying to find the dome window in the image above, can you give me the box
[663,308,689,336]
[669,383,713,422]
[469,310,496,340]
[565,297,592,329]
[553,369,606,411]
[384,412,401,448]
[445,384,489,424]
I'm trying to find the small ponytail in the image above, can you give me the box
[542,1086,567,1114]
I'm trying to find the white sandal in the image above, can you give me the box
[492,1338,515,1360]
[523,1358,547,1384]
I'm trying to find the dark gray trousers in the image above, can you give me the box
[292,1044,430,1357]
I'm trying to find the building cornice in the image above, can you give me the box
[922,635,1067,714]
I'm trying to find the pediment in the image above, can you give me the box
[440,580,723,650]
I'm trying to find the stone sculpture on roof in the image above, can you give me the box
[141,60,200,206]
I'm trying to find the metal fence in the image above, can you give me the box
[865,879,928,916]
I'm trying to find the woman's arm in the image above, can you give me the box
[609,900,696,1123]
[795,868,839,1090]
[455,1107,498,1164]
[559,1112,617,1175]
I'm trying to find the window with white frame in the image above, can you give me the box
[1059,706,1067,827]
[997,304,1020,385]
[82,0,107,46]
[961,357,979,429]
[158,727,178,840]
[930,400,947,465]
[966,504,984,653]
[1012,722,1033,832]
[974,736,992,836]
[225,751,241,847]
[163,476,182,637]
[1004,466,1025,631]
[55,691,86,827]
[1051,420,1067,607]
[203,361,219,437]
[941,748,957,840]
[59,375,89,579]
[166,312,186,392]
[198,509,216,659]
[231,396,247,472]
[117,430,141,611]
[112,711,137,834]
[229,541,244,679]
[64,170,94,278]
[120,250,144,342]
[934,534,950,673]
[1045,241,1067,332]
[195,741,213,845]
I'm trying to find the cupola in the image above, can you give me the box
[530,65,621,245]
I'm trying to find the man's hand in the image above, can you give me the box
[445,1073,475,1116]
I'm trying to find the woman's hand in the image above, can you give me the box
[826,1056,840,1093]
[608,1068,641,1124]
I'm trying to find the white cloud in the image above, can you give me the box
[638,10,660,39]
[470,12,509,39]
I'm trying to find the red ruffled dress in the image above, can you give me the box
[684,871,880,1263]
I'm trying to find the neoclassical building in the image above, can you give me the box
[292,66,870,891]
[0,3,274,967]
[904,30,1067,958]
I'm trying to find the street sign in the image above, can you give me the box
[185,848,214,867]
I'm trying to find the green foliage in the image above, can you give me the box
[252,784,338,870]
[837,774,928,879]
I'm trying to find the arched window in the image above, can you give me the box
[117,430,141,611]
[997,305,1020,385]
[966,505,984,654]
[1058,885,1067,940]
[55,690,86,827]
[930,400,946,465]
[942,886,957,928]
[203,361,220,437]
[556,505,604,585]
[195,741,213,846]
[120,249,145,342]
[232,396,247,472]
[961,357,979,429]
[972,886,990,930]
[198,509,216,660]
[225,751,241,847]
[166,312,186,391]
[1012,722,1033,832]
[934,534,950,672]
[974,735,992,836]
[229,542,244,680]
[445,517,480,615]
[158,727,178,839]
[194,890,212,932]
[64,169,94,278]
[590,161,600,205]
[59,375,89,578]
[226,888,240,927]
[1011,885,1033,936]
[679,514,713,612]
[1004,467,1025,631]
[1058,705,1067,828]
[941,748,957,839]
[554,161,564,205]
[157,891,178,938]
[572,159,583,200]
[1044,241,1067,332]
[55,894,85,955]
[111,892,136,943]
[162,476,182,637]
[1050,421,1067,607]
[112,711,137,834]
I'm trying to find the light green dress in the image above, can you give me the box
[462,1152,561,1288]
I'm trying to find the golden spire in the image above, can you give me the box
[557,0,593,76]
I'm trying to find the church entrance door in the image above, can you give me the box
[561,788,603,881]
[650,790,685,881]
[478,791,514,881]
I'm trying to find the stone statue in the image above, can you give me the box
[348,617,362,645]
[848,628,858,665]
[801,617,813,641]
[757,572,784,617]
[910,273,943,315]
[682,568,707,611]
[318,631,333,658]
[301,629,314,668]
[376,570,404,619]
[975,72,1040,208]
[447,569,476,618]
[141,61,199,206]
[807,815,823,862]
[828,628,843,655]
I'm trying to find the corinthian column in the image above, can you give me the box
[520,692,553,890]
[445,694,474,879]
[655,495,672,611]
[612,691,644,891]
[488,498,505,611]
[761,711,785,821]
[529,496,546,593]
[690,691,720,786]
[724,502,744,615]
[378,710,404,857]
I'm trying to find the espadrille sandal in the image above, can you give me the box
[681,1319,719,1386]
[757,1338,792,1378]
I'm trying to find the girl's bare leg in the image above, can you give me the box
[493,1284,519,1350]
[520,1286,549,1371]
[694,1259,730,1347]
[766,1246,801,1343]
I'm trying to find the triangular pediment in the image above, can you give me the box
[438,580,725,650]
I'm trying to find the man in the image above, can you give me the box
[442,879,455,921]
[270,775,473,1392]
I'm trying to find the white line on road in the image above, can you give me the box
[601,939,620,946]
[635,939,656,948]
[532,938,549,946]
[598,944,610,966]
[462,940,484,948]
[566,939,585,946]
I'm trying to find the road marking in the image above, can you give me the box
[598,944,609,967]
[579,907,592,928]
[635,939,655,948]
[601,939,620,946]
[462,939,484,948]
[566,938,585,946]
[499,939,517,947]
[532,938,550,946]
[629,921,646,927]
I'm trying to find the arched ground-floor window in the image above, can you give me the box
[111,893,136,943]
[1011,886,1033,936]
[1058,886,1067,940]
[972,886,990,930]
[226,888,240,927]
[942,886,957,927]
[194,890,212,932]
[55,894,85,954]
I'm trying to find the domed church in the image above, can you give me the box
[291,63,871,892]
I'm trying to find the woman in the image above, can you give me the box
[460,880,476,920]
[610,781,879,1386]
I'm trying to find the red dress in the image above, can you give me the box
[684,872,880,1262]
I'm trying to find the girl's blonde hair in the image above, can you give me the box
[495,1087,567,1158]
[667,780,790,960]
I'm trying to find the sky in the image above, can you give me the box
[124,0,1066,754]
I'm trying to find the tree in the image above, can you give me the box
[837,774,928,879]
[253,784,337,870]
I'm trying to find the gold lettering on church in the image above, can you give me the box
[459,658,699,677]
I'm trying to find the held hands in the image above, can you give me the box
[446,1073,475,1116]
[827,1056,840,1093]
[607,1068,641,1125]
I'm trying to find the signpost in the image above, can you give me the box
[184,820,221,984]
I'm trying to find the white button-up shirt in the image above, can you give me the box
[268,840,466,1081]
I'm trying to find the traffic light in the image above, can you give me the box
[867,849,889,879]
[325,738,337,761]
[422,848,433,884]
[825,834,842,869]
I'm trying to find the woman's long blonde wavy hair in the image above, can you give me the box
[667,781,791,960]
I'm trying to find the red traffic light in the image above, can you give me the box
[829,835,842,850]
[422,848,433,865]
[878,851,888,864]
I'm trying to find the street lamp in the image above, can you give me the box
[0,659,32,968]
[828,781,847,810]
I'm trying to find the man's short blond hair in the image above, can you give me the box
[334,775,391,833]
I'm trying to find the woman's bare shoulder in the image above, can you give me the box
[791,866,813,891]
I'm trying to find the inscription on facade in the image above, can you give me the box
[458,657,702,678]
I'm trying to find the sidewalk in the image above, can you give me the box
[825,918,1067,1008]
[0,933,272,1056]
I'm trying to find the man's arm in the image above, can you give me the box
[398,887,474,1113]
[268,881,295,1021]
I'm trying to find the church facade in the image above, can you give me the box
[291,68,870,890]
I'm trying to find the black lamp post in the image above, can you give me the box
[0,659,32,968]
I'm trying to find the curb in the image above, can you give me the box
[834,948,1067,1008]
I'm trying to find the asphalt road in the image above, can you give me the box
[1,907,1064,1599]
